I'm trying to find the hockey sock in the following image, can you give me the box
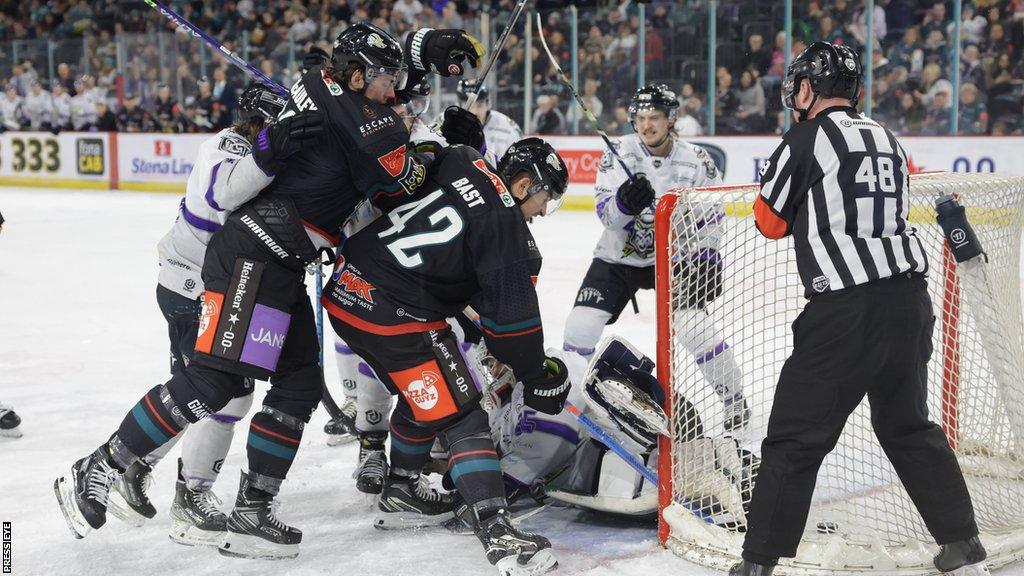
[447,432,504,507]
[246,406,304,494]
[115,384,188,462]
[334,341,360,401]
[388,420,435,472]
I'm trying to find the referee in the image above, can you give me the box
[731,42,985,576]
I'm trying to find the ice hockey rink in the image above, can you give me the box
[1,186,1022,576]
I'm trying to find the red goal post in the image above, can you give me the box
[654,174,1024,574]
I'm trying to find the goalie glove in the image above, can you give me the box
[523,357,570,415]
[584,372,668,453]
[406,28,485,77]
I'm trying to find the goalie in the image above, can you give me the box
[468,336,757,526]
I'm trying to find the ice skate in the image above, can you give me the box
[728,560,774,576]
[722,394,751,432]
[352,431,388,494]
[324,398,358,446]
[169,459,228,547]
[219,471,301,560]
[374,473,455,529]
[474,508,558,576]
[0,403,22,438]
[934,536,988,574]
[107,459,156,527]
[53,445,123,538]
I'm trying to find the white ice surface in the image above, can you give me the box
[0,187,1020,576]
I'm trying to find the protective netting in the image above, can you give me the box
[655,173,1024,575]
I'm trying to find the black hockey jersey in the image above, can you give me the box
[323,146,546,382]
[260,65,429,244]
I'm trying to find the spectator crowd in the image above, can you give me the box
[0,0,1019,136]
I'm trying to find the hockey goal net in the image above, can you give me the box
[655,172,1024,575]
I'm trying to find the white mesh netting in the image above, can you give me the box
[656,173,1024,575]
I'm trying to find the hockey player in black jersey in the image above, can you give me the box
[324,138,570,576]
[54,23,484,561]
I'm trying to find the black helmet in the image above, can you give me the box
[237,82,287,123]
[332,23,407,90]
[456,78,489,103]
[628,83,679,125]
[497,137,569,214]
[783,41,861,116]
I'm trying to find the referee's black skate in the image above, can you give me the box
[54,445,124,538]
[107,459,156,526]
[169,459,228,547]
[219,471,301,560]
[353,431,388,494]
[728,560,774,576]
[324,398,358,446]
[0,403,21,438]
[473,508,557,576]
[374,472,455,529]
[934,536,987,573]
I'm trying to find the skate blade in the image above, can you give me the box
[218,532,298,560]
[495,549,558,576]
[53,476,90,539]
[326,433,357,447]
[0,427,22,439]
[169,519,226,547]
[373,509,454,530]
[105,491,149,527]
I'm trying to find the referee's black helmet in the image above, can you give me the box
[782,41,861,115]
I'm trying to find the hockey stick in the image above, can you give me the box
[463,0,529,110]
[142,0,287,97]
[536,12,636,181]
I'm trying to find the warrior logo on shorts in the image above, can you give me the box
[406,370,440,410]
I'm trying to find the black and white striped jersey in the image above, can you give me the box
[754,105,927,298]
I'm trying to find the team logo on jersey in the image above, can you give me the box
[390,360,457,421]
[472,159,514,207]
[321,68,343,96]
[653,158,662,168]
[623,213,656,259]
[812,275,831,293]
[378,145,407,177]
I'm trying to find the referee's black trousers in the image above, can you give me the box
[742,274,979,563]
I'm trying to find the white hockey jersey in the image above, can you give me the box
[156,128,274,299]
[0,96,24,130]
[52,92,72,128]
[69,93,97,130]
[593,134,723,267]
[481,109,522,160]
[23,91,53,129]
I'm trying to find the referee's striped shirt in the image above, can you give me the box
[754,105,927,297]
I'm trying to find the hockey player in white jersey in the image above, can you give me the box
[23,80,53,131]
[51,83,72,131]
[105,83,323,547]
[0,85,25,131]
[455,78,522,159]
[562,83,750,432]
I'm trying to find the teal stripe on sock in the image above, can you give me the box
[391,435,434,455]
[247,432,297,460]
[132,404,170,445]
[450,458,502,483]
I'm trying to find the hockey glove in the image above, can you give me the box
[406,28,485,76]
[440,106,486,154]
[616,174,656,215]
[523,357,571,416]
[252,109,325,176]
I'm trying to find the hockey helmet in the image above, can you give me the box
[332,23,407,91]
[497,137,570,214]
[628,83,680,125]
[237,81,288,123]
[395,77,432,119]
[456,78,489,104]
[782,41,861,115]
